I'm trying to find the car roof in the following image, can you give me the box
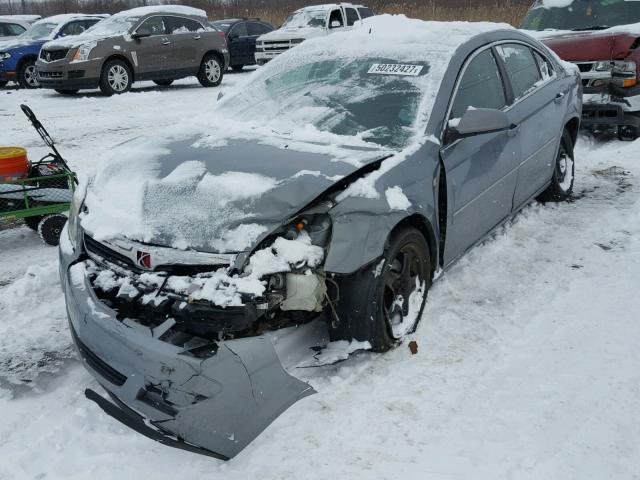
[114,5,207,19]
[294,3,369,13]
[37,14,108,25]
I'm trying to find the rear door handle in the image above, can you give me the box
[554,92,566,104]
[507,124,521,137]
[194,35,201,40]
[162,39,172,46]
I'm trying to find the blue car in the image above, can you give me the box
[0,14,106,88]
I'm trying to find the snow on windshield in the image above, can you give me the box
[283,10,326,29]
[19,22,56,40]
[522,0,640,31]
[82,15,138,37]
[217,15,511,152]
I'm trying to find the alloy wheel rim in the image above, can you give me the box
[25,65,39,87]
[205,59,221,82]
[557,147,574,192]
[382,244,425,339]
[108,65,129,92]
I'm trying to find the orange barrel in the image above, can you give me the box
[0,147,29,181]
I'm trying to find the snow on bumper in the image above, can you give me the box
[59,247,315,459]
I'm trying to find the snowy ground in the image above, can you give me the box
[1,73,640,479]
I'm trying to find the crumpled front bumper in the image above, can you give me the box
[59,243,315,460]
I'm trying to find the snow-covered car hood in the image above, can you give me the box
[81,136,390,253]
[43,33,113,49]
[258,26,327,42]
[0,39,37,51]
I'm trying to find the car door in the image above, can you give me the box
[131,16,170,78]
[495,43,565,209]
[440,47,521,265]
[228,22,250,66]
[246,22,269,64]
[163,15,203,74]
[328,9,345,30]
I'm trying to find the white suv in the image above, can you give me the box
[254,3,373,64]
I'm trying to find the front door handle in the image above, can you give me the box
[194,35,201,40]
[162,40,172,46]
[554,92,566,104]
[507,124,521,137]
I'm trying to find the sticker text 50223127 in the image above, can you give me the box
[368,64,424,76]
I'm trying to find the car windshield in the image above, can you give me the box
[212,21,231,32]
[218,56,430,150]
[83,15,139,36]
[282,10,327,28]
[18,22,56,40]
[521,0,640,31]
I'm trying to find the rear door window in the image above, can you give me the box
[229,22,248,38]
[450,49,507,119]
[496,43,543,100]
[533,50,554,81]
[357,7,374,19]
[247,22,269,36]
[165,16,203,34]
[345,8,360,26]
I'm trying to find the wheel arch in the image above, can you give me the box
[201,50,225,68]
[16,54,38,71]
[385,214,439,279]
[564,116,580,147]
[101,55,136,82]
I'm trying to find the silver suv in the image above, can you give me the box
[255,3,373,64]
[36,6,229,95]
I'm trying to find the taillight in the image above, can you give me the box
[217,31,227,45]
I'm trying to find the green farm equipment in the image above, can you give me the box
[0,104,77,245]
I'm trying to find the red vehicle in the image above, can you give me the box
[522,0,640,140]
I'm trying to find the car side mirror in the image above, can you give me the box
[452,108,511,138]
[132,29,151,40]
[330,20,342,28]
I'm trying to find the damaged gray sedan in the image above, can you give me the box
[59,16,582,459]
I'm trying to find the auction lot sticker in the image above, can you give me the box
[368,64,424,76]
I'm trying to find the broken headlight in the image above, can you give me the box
[283,200,334,248]
[66,188,86,248]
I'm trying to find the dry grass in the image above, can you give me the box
[1,1,529,27]
[211,2,528,26]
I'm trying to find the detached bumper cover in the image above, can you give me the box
[60,246,315,459]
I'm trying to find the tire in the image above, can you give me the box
[0,80,8,88]
[37,214,67,246]
[538,128,575,202]
[55,89,79,95]
[153,79,174,87]
[333,227,432,352]
[617,125,639,141]
[197,53,223,87]
[18,58,39,89]
[231,64,244,71]
[24,215,43,231]
[99,59,132,96]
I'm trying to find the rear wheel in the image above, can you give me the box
[18,58,39,89]
[538,128,575,202]
[197,54,223,87]
[38,214,67,246]
[99,59,132,96]
[153,79,174,87]
[231,64,244,71]
[55,89,79,95]
[617,125,639,141]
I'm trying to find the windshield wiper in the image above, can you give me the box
[571,26,610,31]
